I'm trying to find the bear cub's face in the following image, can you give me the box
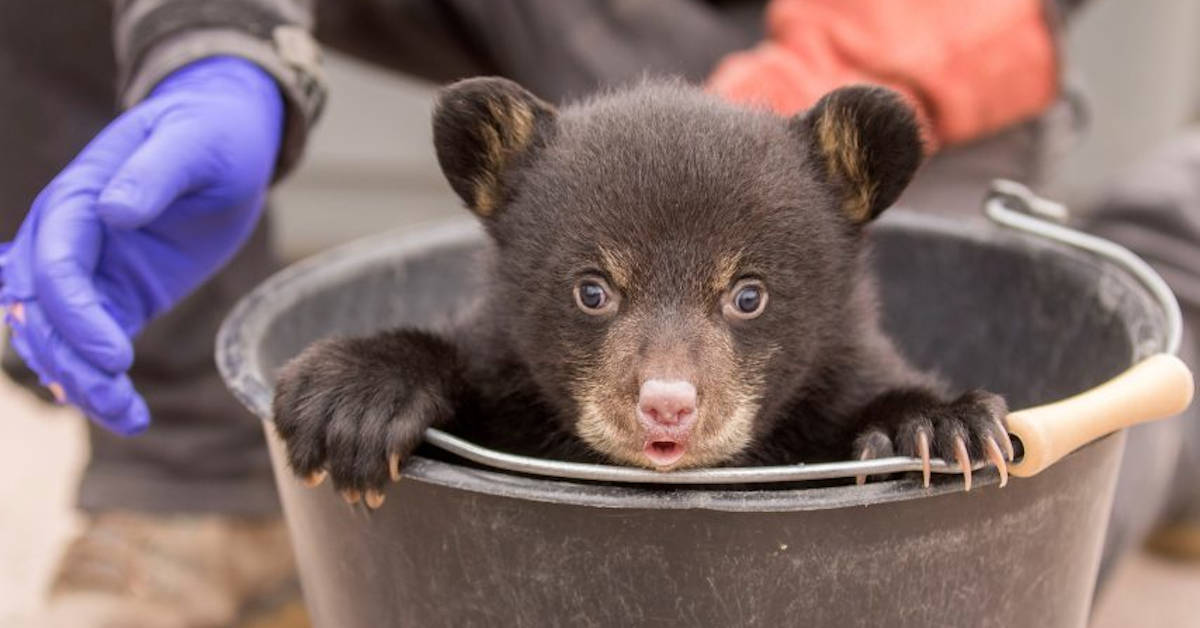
[434,78,922,470]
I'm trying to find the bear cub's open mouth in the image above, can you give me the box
[644,439,686,467]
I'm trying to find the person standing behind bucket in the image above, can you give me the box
[2,0,1192,625]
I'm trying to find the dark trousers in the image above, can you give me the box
[3,2,1197,586]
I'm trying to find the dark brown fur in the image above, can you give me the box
[272,78,1007,493]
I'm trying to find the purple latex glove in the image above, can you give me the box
[0,56,283,434]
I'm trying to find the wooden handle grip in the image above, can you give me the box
[1008,353,1194,478]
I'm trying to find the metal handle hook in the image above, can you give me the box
[983,179,1182,355]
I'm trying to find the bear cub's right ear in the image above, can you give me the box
[433,77,557,218]
[794,85,925,225]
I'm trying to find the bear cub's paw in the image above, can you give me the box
[852,390,1012,491]
[272,330,460,508]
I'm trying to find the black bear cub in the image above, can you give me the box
[273,77,1012,508]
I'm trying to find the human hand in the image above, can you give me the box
[0,56,283,434]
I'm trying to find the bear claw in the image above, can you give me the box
[985,436,1009,487]
[994,417,1015,460]
[853,389,1009,491]
[915,429,931,488]
[365,489,386,509]
[953,436,972,492]
[852,428,894,485]
[389,453,403,482]
[302,469,327,488]
[855,448,871,486]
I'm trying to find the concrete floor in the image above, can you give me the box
[0,374,1197,626]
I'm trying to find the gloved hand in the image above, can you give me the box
[0,56,284,435]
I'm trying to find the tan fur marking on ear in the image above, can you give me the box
[493,98,535,152]
[470,98,538,216]
[478,115,504,168]
[472,171,499,216]
[470,119,505,215]
[817,106,876,222]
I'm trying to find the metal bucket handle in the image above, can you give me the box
[419,180,1194,484]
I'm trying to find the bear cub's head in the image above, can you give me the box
[433,78,923,470]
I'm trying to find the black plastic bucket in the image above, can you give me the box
[217,207,1169,627]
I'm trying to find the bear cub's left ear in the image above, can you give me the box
[794,85,925,224]
[433,77,557,218]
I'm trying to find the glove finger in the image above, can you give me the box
[31,193,134,374]
[8,300,149,435]
[95,121,208,229]
[4,108,153,367]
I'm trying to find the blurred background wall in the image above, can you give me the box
[272,0,1200,262]
[1048,0,1200,204]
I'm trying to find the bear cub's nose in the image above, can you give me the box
[637,379,697,429]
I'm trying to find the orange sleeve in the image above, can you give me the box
[706,0,1058,150]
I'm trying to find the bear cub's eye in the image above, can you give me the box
[574,277,617,314]
[725,279,768,320]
